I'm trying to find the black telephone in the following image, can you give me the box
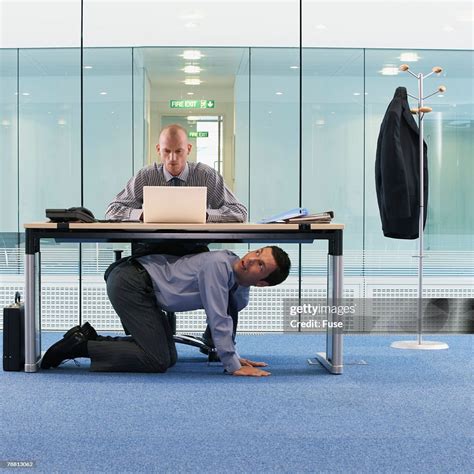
[46,207,96,223]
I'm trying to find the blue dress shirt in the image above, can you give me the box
[138,250,250,373]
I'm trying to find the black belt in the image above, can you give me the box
[104,255,148,282]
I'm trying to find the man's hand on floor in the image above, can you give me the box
[233,365,271,377]
[239,358,268,367]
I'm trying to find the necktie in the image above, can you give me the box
[170,177,182,186]
[228,283,240,341]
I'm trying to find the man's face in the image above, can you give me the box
[156,130,192,176]
[233,247,278,287]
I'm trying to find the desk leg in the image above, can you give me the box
[24,253,40,372]
[313,254,344,374]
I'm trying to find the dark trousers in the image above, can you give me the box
[88,260,177,373]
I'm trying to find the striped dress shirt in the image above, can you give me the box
[105,162,248,223]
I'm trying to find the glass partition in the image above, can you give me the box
[18,48,81,223]
[0,49,18,236]
[1,45,472,332]
[83,47,135,218]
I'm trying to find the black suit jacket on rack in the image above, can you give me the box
[375,86,428,239]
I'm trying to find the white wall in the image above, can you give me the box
[0,1,472,50]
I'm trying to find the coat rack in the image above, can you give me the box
[391,64,449,351]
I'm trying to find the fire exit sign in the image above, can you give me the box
[170,99,215,109]
[189,131,209,138]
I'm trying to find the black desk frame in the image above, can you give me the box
[24,224,343,374]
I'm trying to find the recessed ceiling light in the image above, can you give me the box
[83,65,93,69]
[1,120,11,126]
[100,91,107,95]
[353,92,361,96]
[21,92,30,96]
[315,119,325,126]
[275,92,283,95]
[399,52,419,62]
[290,66,299,69]
[181,50,203,60]
[438,94,445,98]
[183,65,201,74]
[315,24,327,30]
[57,119,67,126]
[184,78,202,86]
[443,25,455,32]
[187,92,194,96]
[379,65,399,76]
[179,12,204,21]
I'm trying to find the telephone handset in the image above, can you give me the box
[45,207,96,223]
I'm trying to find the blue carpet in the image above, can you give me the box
[0,333,473,473]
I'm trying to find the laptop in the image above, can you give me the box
[143,186,207,224]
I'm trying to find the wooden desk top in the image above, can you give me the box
[24,222,344,231]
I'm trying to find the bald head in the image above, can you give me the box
[156,124,192,176]
[159,124,189,142]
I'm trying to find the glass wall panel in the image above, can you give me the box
[133,49,147,174]
[249,48,300,221]
[0,49,18,235]
[83,48,134,217]
[18,48,81,222]
[302,49,365,250]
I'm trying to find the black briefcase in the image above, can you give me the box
[3,292,25,371]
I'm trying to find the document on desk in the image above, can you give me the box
[258,207,309,224]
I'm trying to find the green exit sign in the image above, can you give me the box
[189,131,209,138]
[170,99,215,109]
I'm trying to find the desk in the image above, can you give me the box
[24,222,344,374]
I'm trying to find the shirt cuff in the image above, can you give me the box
[205,209,221,223]
[129,208,143,221]
[222,354,241,374]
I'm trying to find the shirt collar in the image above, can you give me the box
[163,162,189,183]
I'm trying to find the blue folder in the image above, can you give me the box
[258,207,309,224]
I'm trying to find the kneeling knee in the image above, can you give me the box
[147,358,169,373]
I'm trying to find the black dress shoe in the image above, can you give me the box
[41,332,89,369]
[62,322,98,341]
